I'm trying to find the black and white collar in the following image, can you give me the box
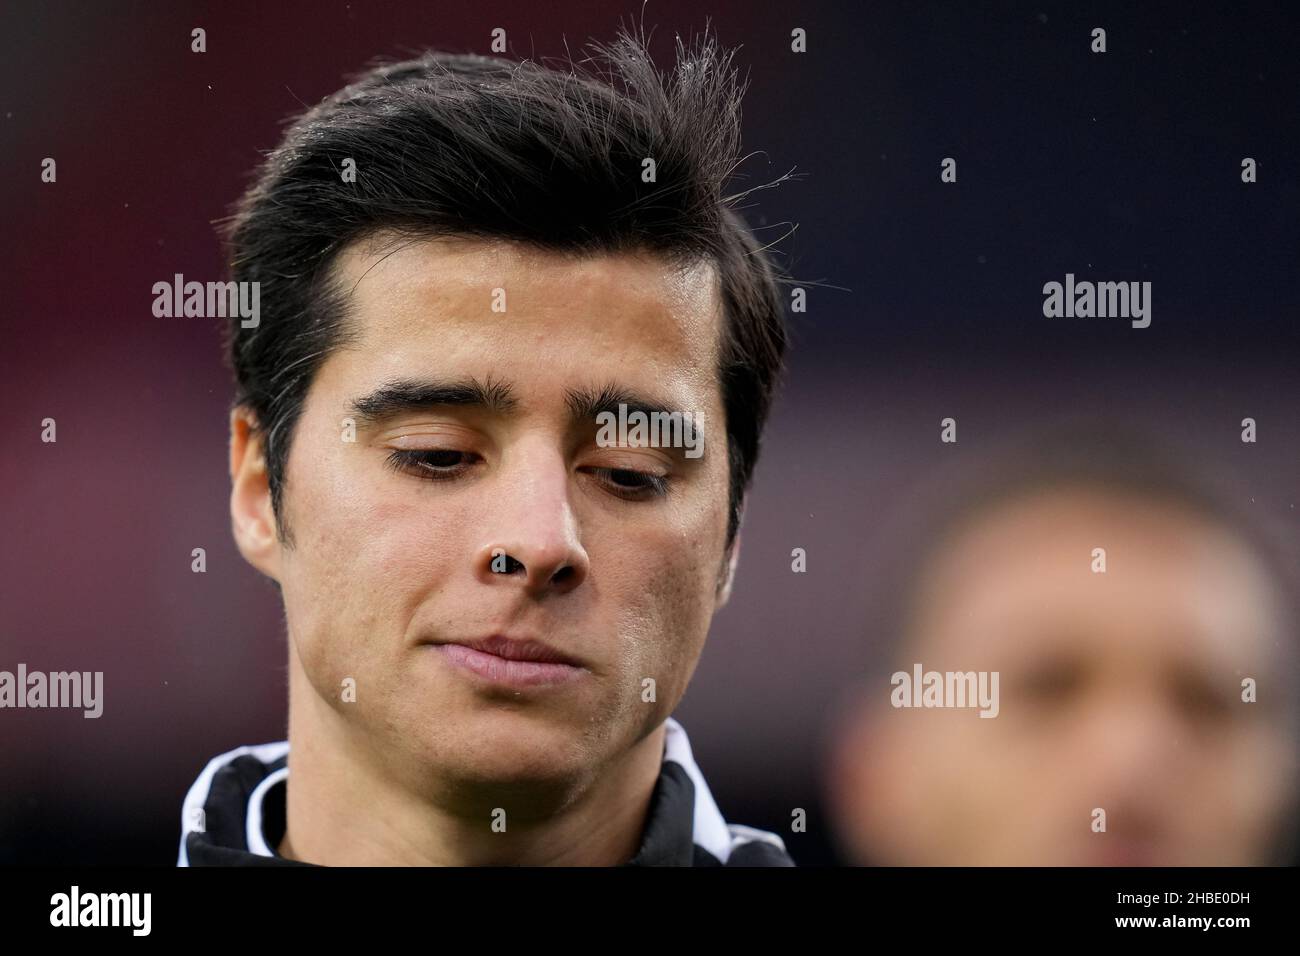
[177,717,793,867]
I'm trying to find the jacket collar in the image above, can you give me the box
[178,718,753,867]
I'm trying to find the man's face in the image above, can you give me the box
[835,489,1297,865]
[235,234,733,801]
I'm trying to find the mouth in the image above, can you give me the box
[425,634,589,688]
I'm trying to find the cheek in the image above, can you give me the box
[277,435,461,691]
[603,518,721,705]
[1205,727,1297,836]
[890,718,1040,857]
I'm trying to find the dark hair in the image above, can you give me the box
[223,26,789,549]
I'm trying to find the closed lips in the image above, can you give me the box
[435,634,582,667]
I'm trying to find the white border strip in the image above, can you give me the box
[246,765,290,856]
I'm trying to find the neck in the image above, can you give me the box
[277,655,665,866]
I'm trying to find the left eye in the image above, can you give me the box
[588,467,669,499]
[387,449,478,478]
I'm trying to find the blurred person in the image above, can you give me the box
[176,26,795,867]
[826,427,1299,866]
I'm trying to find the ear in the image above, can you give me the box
[715,530,742,609]
[229,406,283,581]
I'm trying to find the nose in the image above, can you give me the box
[1078,689,1183,796]
[474,447,589,597]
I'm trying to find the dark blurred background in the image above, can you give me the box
[1,1,1296,865]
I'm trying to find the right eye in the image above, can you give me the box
[1015,658,1082,705]
[386,449,480,480]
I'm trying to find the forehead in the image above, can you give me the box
[324,232,723,403]
[909,488,1284,663]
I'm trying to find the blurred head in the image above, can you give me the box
[829,429,1299,865]
[223,29,787,801]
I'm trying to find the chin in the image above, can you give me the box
[417,710,599,785]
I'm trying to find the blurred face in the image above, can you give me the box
[835,488,1297,865]
[234,233,734,801]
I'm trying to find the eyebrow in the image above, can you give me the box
[565,383,675,426]
[348,377,519,425]
[347,377,706,449]
[564,382,709,452]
